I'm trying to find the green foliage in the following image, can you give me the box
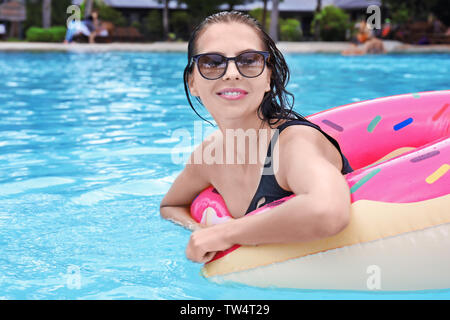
[142,10,163,41]
[52,0,73,26]
[170,11,192,40]
[78,0,126,26]
[249,7,303,41]
[79,1,86,19]
[24,0,71,32]
[26,27,51,42]
[248,7,270,30]
[168,32,176,41]
[311,5,350,41]
[178,0,223,26]
[390,3,410,25]
[25,26,66,42]
[131,21,141,30]
[382,0,450,25]
[49,26,67,42]
[79,0,106,19]
[5,37,22,42]
[97,4,127,27]
[280,18,302,41]
[24,0,42,32]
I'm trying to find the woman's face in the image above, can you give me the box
[188,22,272,122]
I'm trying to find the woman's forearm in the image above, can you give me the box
[160,205,203,231]
[223,194,349,246]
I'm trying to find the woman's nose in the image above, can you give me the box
[222,60,241,80]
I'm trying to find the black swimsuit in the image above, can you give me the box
[244,118,353,215]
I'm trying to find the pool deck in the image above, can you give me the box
[1,40,449,53]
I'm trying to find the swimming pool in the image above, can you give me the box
[0,52,449,299]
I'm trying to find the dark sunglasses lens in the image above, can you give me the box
[236,52,265,77]
[197,54,226,79]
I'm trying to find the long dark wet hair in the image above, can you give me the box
[183,11,308,127]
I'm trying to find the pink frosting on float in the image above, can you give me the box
[308,91,450,170]
[190,187,231,224]
[347,137,449,203]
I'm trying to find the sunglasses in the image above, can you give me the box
[191,51,270,80]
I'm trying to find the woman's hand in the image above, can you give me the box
[185,222,234,263]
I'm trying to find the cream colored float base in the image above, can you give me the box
[203,195,450,291]
[208,223,450,291]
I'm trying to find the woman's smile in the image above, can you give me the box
[216,87,249,100]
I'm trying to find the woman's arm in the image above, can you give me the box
[186,126,351,262]
[160,136,213,231]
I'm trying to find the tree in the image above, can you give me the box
[249,7,270,30]
[149,0,170,41]
[262,0,268,31]
[84,0,94,17]
[177,0,223,26]
[24,0,71,33]
[311,5,349,41]
[314,0,321,40]
[162,0,169,41]
[42,0,51,28]
[269,0,279,41]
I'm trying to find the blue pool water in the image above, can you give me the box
[0,52,449,299]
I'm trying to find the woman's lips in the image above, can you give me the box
[216,88,248,100]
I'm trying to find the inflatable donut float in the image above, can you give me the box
[190,90,450,291]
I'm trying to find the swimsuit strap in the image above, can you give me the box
[244,118,353,215]
[269,119,353,174]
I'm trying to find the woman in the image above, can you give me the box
[160,11,353,263]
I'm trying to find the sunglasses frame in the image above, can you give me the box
[191,51,270,80]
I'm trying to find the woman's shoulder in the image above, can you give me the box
[273,124,345,194]
[279,122,323,142]
[277,123,343,171]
